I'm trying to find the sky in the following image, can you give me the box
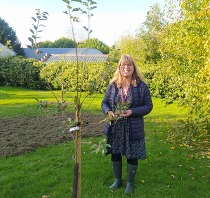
[0,0,166,47]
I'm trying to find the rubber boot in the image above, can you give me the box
[109,161,122,190]
[124,163,138,194]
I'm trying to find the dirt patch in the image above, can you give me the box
[0,114,105,157]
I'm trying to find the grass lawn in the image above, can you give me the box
[0,86,102,118]
[0,86,209,198]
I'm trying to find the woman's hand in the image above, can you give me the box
[121,109,132,117]
[108,111,115,118]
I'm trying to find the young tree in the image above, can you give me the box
[28,9,49,49]
[62,1,98,197]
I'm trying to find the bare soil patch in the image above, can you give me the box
[0,114,104,157]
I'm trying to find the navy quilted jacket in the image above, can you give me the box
[101,79,153,140]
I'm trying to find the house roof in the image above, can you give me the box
[23,48,108,63]
[0,43,16,57]
[44,54,108,63]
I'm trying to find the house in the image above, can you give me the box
[0,43,16,57]
[23,48,108,63]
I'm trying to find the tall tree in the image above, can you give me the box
[0,17,24,56]
[154,0,210,150]
[116,4,165,65]
[136,3,165,63]
[141,3,165,32]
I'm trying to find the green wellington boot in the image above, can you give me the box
[124,164,138,194]
[109,161,122,190]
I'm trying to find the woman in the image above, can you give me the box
[101,54,153,194]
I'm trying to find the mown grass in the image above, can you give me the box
[0,86,102,118]
[0,86,209,198]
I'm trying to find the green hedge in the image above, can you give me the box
[0,56,48,90]
[40,61,116,93]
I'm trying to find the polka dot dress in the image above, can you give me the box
[107,87,146,160]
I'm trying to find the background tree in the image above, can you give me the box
[0,17,24,56]
[106,47,121,63]
[136,3,165,64]
[116,3,164,65]
[38,40,54,48]
[114,1,209,153]
[116,34,146,64]
[39,37,76,48]
[151,0,210,151]
[78,37,110,54]
[53,37,76,48]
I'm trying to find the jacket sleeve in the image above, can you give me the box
[101,84,112,115]
[130,83,153,117]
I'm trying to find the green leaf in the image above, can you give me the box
[30,29,35,34]
[72,8,81,12]
[90,0,97,5]
[31,17,36,22]
[72,0,82,3]
[63,0,70,4]
[32,24,38,30]
[28,37,34,43]
[90,6,97,10]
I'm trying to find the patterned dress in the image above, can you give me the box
[107,86,146,160]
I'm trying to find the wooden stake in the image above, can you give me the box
[75,108,81,198]
[72,163,78,197]
[75,128,81,198]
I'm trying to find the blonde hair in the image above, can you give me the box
[110,54,146,87]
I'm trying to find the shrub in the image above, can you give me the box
[40,61,116,93]
[0,56,48,89]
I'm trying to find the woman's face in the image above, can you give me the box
[119,61,134,78]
